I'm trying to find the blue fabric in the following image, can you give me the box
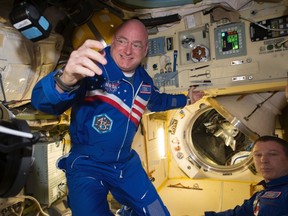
[205,175,288,216]
[31,46,187,163]
[57,150,169,215]
[31,46,184,215]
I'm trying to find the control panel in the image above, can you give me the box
[250,15,288,41]
[214,22,247,60]
[147,37,166,57]
[146,1,288,95]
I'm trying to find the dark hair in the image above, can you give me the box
[254,135,288,156]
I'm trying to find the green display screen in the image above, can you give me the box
[221,31,239,52]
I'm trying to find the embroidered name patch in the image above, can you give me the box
[261,191,281,199]
[140,84,151,94]
[92,114,113,133]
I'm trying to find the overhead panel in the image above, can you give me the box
[145,1,288,95]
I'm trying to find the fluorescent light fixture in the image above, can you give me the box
[158,127,166,159]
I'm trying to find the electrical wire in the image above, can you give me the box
[58,182,67,195]
[16,195,49,216]
[244,91,277,121]
[159,55,171,73]
[8,201,25,216]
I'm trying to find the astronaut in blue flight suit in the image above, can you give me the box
[31,19,204,216]
[205,135,288,216]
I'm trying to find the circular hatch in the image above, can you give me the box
[168,92,286,179]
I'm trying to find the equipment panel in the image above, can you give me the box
[146,1,288,95]
[214,22,247,60]
[26,142,67,206]
[250,15,288,41]
[179,25,210,65]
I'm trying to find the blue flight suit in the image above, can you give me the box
[31,46,187,216]
[205,175,288,216]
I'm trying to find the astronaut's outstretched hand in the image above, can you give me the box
[59,39,107,87]
[188,86,204,104]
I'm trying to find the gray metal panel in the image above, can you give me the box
[26,142,67,206]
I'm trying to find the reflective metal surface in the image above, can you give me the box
[186,106,254,175]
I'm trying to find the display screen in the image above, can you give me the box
[221,31,239,52]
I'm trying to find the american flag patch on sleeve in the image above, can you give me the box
[261,191,281,199]
[140,84,151,94]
